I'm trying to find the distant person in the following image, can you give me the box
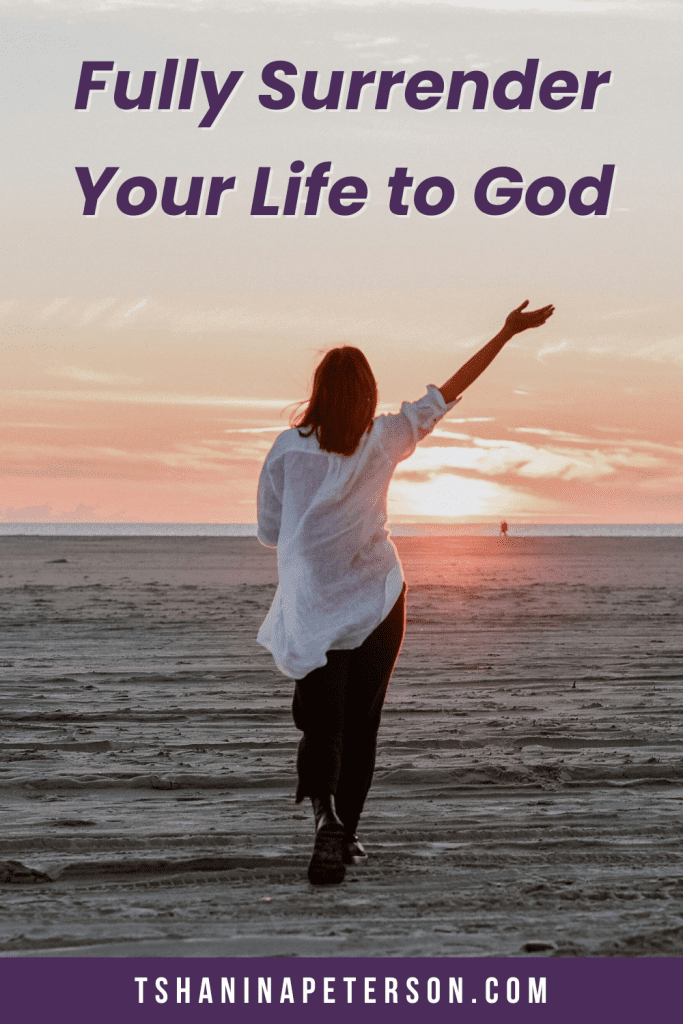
[500,520,509,537]
[256,300,554,884]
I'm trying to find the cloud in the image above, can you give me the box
[149,0,683,16]
[1,504,53,522]
[223,426,286,434]
[6,423,670,490]
[516,428,683,458]
[78,300,117,326]
[511,427,596,443]
[0,432,275,480]
[394,432,676,488]
[0,422,74,429]
[594,425,639,435]
[336,35,400,48]
[0,504,130,523]
[396,440,612,482]
[204,0,683,16]
[444,417,496,424]
[631,339,683,363]
[1,389,296,409]
[387,420,682,520]
[37,298,71,321]
[46,367,145,386]
[430,429,475,441]
[123,298,149,318]
[536,341,568,362]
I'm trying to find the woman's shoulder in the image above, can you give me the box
[376,387,455,419]
[266,427,328,458]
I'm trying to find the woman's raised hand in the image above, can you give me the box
[438,300,555,402]
[505,300,555,336]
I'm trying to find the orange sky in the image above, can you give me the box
[1,3,681,524]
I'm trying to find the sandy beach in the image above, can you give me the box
[0,534,682,958]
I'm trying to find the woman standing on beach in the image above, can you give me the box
[256,300,554,884]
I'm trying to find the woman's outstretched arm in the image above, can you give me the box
[438,301,555,404]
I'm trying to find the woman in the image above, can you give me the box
[257,300,554,884]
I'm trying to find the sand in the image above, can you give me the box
[0,534,682,958]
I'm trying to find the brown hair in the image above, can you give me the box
[291,346,378,456]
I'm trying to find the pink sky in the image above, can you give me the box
[1,3,681,524]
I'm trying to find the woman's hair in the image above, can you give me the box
[291,346,378,456]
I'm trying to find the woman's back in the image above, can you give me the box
[257,386,459,678]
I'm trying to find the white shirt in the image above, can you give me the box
[256,385,461,678]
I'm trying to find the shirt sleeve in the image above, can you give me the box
[378,385,461,464]
[256,451,285,548]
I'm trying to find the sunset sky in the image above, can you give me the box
[1,0,681,524]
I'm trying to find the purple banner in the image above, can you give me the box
[1,957,678,1023]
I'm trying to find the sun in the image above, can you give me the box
[388,473,528,521]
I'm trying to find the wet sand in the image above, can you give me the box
[0,535,682,957]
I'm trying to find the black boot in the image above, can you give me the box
[311,794,343,831]
[342,834,368,865]
[308,794,346,885]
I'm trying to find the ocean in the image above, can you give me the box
[0,522,681,537]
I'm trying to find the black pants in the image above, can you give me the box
[292,584,406,835]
